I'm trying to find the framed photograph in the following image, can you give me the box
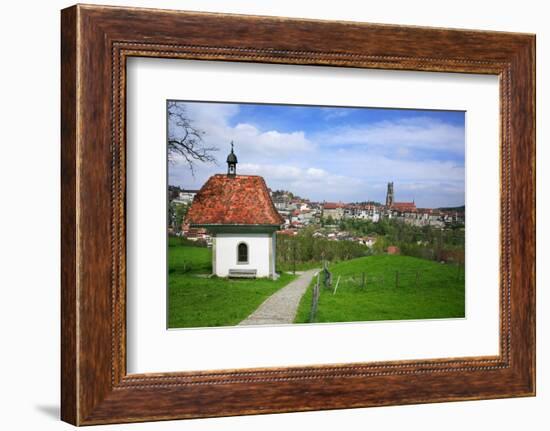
[164,101,466,330]
[61,4,535,425]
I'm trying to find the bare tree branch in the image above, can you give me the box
[167,101,218,176]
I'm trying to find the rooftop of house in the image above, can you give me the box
[323,202,344,210]
[185,174,284,226]
[391,202,417,211]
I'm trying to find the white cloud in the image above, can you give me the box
[238,163,362,200]
[316,116,464,156]
[184,102,239,128]
[306,167,327,178]
[326,152,464,183]
[177,102,315,162]
[231,124,313,156]
[239,163,302,180]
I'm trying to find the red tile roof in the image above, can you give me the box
[391,202,417,212]
[323,202,344,210]
[185,174,284,226]
[387,245,401,255]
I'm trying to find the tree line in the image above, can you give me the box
[276,227,369,270]
[276,219,465,269]
[342,218,465,264]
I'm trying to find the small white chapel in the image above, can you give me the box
[184,143,283,279]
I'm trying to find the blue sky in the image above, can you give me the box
[168,101,465,208]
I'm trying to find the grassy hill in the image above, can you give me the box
[295,255,465,324]
[168,237,296,328]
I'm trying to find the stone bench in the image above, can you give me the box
[228,269,257,279]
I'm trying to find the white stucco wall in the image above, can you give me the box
[214,233,274,278]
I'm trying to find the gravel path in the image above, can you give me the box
[238,269,320,326]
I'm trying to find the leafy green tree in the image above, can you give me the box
[169,202,189,233]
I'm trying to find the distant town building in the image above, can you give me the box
[357,235,377,247]
[278,229,299,236]
[322,202,345,221]
[177,189,199,204]
[180,225,210,244]
[391,201,417,212]
[387,245,400,255]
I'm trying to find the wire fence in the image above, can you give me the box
[308,262,464,323]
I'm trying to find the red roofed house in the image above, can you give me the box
[184,143,283,279]
[322,202,344,221]
[387,245,401,255]
[391,202,417,213]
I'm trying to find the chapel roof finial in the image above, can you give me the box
[227,141,237,176]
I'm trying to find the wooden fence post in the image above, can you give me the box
[292,241,296,275]
[333,275,341,295]
[309,273,321,323]
[322,261,332,290]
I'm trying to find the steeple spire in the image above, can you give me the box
[226,141,238,176]
[386,181,394,207]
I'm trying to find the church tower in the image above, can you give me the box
[385,182,394,207]
[226,141,237,177]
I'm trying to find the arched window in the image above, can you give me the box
[237,242,248,264]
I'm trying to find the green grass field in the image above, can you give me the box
[294,255,465,324]
[168,238,296,328]
[168,236,212,275]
